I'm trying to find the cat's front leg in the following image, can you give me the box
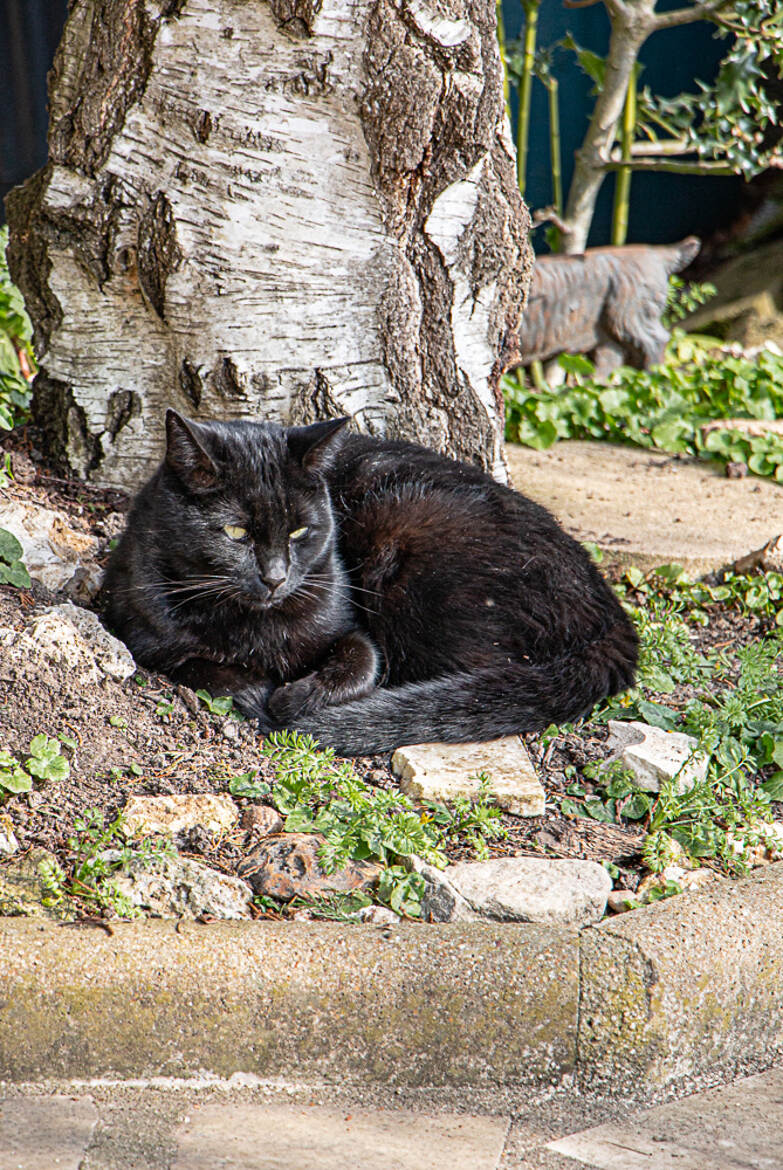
[267,631,378,723]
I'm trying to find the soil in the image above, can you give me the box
[0,429,777,916]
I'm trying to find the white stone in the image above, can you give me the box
[15,609,102,686]
[392,737,545,817]
[357,905,401,927]
[111,854,253,919]
[1,603,135,686]
[123,794,240,837]
[0,812,19,858]
[412,855,612,927]
[46,602,136,680]
[0,498,99,593]
[606,720,708,793]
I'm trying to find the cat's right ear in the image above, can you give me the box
[165,409,218,491]
[287,416,350,473]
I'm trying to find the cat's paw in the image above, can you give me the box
[268,674,324,723]
[232,683,277,732]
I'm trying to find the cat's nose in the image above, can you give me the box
[261,574,286,594]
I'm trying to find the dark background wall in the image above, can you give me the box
[501,0,742,248]
[0,0,69,215]
[2,0,743,246]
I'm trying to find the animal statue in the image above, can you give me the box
[519,237,701,377]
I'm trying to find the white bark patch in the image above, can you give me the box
[424,158,506,481]
[38,0,394,485]
[404,0,471,47]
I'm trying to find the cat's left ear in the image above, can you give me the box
[287,416,350,472]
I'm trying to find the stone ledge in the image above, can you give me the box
[1,863,782,1100]
[0,919,578,1088]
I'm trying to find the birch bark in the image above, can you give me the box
[6,0,531,488]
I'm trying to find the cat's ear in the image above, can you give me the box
[287,416,350,472]
[165,409,218,491]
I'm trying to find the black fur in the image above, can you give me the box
[104,412,638,755]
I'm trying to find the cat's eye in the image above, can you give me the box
[223,524,248,541]
[289,526,309,541]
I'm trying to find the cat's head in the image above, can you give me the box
[154,410,348,610]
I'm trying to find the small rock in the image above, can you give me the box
[111,853,254,918]
[725,461,748,479]
[47,603,135,680]
[392,737,545,817]
[411,855,612,926]
[0,847,74,919]
[732,535,783,575]
[606,720,707,793]
[0,498,99,594]
[607,889,637,914]
[240,805,284,837]
[0,812,19,858]
[358,905,401,926]
[237,833,381,902]
[9,609,102,686]
[122,794,240,837]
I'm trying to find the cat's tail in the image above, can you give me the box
[285,621,638,756]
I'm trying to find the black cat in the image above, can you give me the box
[104,410,638,755]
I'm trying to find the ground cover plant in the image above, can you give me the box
[553,559,783,881]
[504,337,783,481]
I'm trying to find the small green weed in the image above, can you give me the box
[228,770,269,798]
[0,734,70,798]
[0,226,34,431]
[196,689,242,718]
[504,344,783,481]
[40,808,175,917]
[25,734,70,782]
[0,527,30,589]
[0,748,32,795]
[662,276,716,328]
[423,774,507,860]
[259,732,506,916]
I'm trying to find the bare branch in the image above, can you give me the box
[603,157,736,175]
[531,205,571,233]
[652,0,734,31]
[563,0,603,8]
[627,139,690,156]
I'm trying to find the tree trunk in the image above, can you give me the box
[6,0,531,489]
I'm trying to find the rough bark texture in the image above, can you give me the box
[6,0,531,488]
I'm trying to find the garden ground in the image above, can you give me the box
[1,432,782,917]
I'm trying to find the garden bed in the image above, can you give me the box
[1,431,782,922]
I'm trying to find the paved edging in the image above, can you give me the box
[1,863,782,1098]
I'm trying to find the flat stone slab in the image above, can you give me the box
[172,1102,509,1170]
[547,1066,783,1169]
[392,737,546,817]
[505,440,783,575]
[0,1096,99,1170]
